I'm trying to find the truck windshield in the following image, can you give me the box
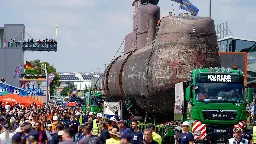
[195,83,244,103]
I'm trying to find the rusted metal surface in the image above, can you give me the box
[104,4,220,117]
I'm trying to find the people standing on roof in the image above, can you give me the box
[228,127,249,144]
[178,121,194,144]
[131,120,143,144]
[1,77,5,83]
[148,124,162,144]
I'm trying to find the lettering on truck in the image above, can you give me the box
[207,75,232,82]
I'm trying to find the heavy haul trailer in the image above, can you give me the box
[174,67,253,143]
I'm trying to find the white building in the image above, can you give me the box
[58,72,102,92]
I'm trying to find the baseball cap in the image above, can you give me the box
[234,127,242,133]
[148,124,155,129]
[121,133,132,141]
[118,120,126,124]
[182,121,190,126]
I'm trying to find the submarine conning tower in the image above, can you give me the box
[124,0,160,53]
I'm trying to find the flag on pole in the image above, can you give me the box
[55,23,58,37]
[14,65,23,78]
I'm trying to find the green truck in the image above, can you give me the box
[83,91,104,113]
[174,67,253,143]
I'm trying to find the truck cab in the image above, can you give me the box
[175,67,253,143]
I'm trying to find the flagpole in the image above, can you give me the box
[209,0,212,18]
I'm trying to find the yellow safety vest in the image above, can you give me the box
[92,119,99,135]
[253,126,256,143]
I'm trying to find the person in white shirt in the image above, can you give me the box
[228,127,248,144]
[0,123,16,144]
[5,102,11,112]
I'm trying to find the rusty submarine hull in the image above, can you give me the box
[103,1,220,121]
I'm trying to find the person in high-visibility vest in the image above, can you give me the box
[250,122,256,144]
[92,119,99,136]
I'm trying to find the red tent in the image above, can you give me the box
[0,94,32,106]
[66,102,77,107]
[23,96,43,107]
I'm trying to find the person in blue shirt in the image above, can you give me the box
[179,121,194,144]
[70,115,80,142]
[99,122,111,144]
[49,124,64,144]
[131,120,143,144]
[118,120,132,137]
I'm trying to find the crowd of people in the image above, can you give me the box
[2,38,57,47]
[0,100,255,144]
[0,101,164,144]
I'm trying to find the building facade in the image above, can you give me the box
[217,36,256,85]
[57,72,103,96]
[0,24,25,87]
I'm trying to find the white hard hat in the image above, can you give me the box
[53,116,58,121]
[89,112,93,115]
[97,113,103,118]
[182,121,190,126]
[75,112,81,116]
[110,116,116,121]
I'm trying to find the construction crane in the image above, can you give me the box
[133,0,199,16]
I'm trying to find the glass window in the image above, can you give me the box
[195,83,243,103]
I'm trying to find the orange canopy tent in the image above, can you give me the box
[23,96,43,107]
[66,102,77,107]
[0,94,32,106]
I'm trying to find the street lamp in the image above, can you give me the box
[41,64,49,109]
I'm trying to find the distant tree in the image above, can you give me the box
[60,86,69,96]
[60,83,77,96]
[28,59,60,96]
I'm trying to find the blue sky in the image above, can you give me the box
[1,0,256,72]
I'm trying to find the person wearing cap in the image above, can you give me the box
[131,120,143,144]
[179,121,194,144]
[228,127,249,144]
[148,124,162,144]
[106,128,120,144]
[21,122,40,144]
[118,120,132,137]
